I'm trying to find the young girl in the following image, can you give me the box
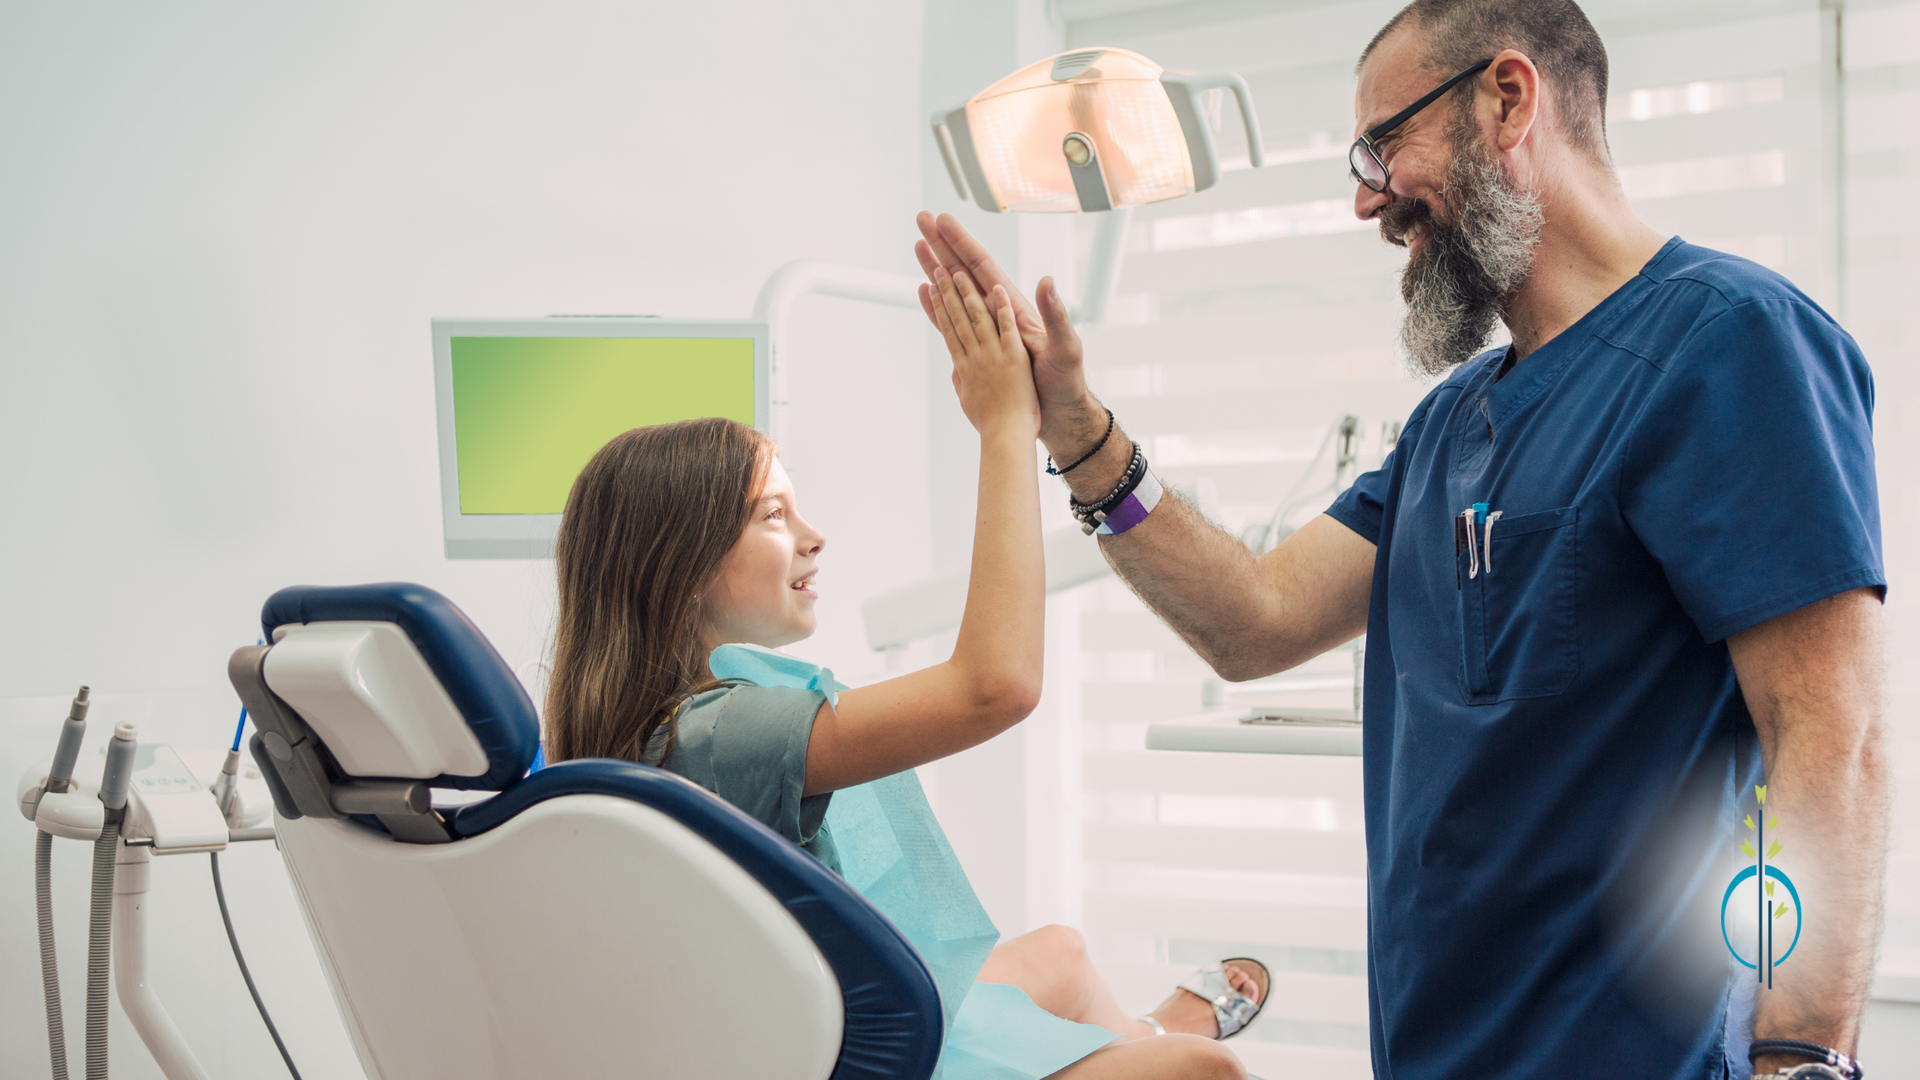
[545,267,1265,1080]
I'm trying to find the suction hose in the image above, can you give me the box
[38,685,89,1080]
[88,721,137,1080]
[38,830,70,1080]
[86,819,119,1079]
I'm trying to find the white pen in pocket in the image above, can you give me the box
[1461,507,1480,579]
[1460,504,1503,579]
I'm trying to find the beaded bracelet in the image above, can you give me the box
[1046,408,1115,477]
[1070,441,1143,516]
[1070,441,1157,535]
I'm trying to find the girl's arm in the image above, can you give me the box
[801,266,1044,794]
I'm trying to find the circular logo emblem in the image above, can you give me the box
[1720,864,1802,969]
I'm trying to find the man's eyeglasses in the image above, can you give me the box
[1349,59,1493,193]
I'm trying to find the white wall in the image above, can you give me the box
[0,2,929,1076]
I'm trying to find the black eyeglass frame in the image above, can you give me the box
[1349,58,1494,193]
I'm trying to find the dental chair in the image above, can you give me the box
[227,582,941,1080]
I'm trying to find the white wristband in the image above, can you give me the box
[1095,469,1164,536]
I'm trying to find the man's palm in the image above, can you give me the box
[914,211,1085,418]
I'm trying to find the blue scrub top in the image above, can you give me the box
[1326,238,1881,1080]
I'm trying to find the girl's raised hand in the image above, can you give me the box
[924,265,1041,439]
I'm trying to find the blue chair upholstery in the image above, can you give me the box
[254,583,943,1080]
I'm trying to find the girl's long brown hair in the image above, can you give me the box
[545,418,770,764]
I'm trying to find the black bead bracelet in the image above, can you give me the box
[1046,408,1115,477]
[1070,440,1148,534]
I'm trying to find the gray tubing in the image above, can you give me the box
[86,820,118,1080]
[38,830,70,1080]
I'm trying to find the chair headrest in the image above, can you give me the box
[261,583,537,791]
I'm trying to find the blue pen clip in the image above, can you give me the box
[1466,499,1497,576]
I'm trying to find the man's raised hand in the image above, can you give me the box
[914,211,1096,450]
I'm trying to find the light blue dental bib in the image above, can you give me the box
[710,645,1115,1080]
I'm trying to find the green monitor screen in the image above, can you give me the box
[451,336,755,514]
[432,317,770,558]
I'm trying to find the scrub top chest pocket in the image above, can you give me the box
[1458,505,1579,702]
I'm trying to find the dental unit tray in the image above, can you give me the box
[1239,709,1362,727]
[1145,706,1363,756]
[18,745,274,849]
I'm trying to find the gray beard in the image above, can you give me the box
[1387,123,1545,378]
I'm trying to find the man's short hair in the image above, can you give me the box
[1361,0,1612,158]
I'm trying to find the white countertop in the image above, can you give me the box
[1145,707,1363,756]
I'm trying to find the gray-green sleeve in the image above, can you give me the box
[659,685,834,855]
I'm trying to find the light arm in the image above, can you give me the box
[752,259,924,455]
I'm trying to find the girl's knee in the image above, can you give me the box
[1159,1034,1245,1080]
[1031,923,1087,964]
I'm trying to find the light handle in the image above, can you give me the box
[1160,71,1266,192]
[931,117,971,201]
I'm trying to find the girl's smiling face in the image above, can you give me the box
[703,456,825,649]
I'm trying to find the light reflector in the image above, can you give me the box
[932,48,1265,214]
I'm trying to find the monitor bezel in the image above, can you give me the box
[431,316,771,559]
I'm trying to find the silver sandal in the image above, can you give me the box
[1137,957,1269,1040]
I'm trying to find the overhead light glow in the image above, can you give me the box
[932,47,1265,214]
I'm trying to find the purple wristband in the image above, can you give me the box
[1095,469,1164,536]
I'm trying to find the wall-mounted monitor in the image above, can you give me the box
[432,317,770,558]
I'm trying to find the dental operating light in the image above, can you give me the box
[932,47,1265,214]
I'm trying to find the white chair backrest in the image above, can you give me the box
[278,794,845,1080]
[265,621,488,779]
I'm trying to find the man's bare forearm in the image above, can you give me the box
[1043,396,1374,680]
[1748,716,1889,1070]
[1730,590,1890,1072]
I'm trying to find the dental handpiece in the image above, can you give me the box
[213,706,247,822]
[213,750,244,821]
[45,687,90,794]
[98,723,137,821]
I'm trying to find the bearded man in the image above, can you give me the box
[912,0,1889,1077]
